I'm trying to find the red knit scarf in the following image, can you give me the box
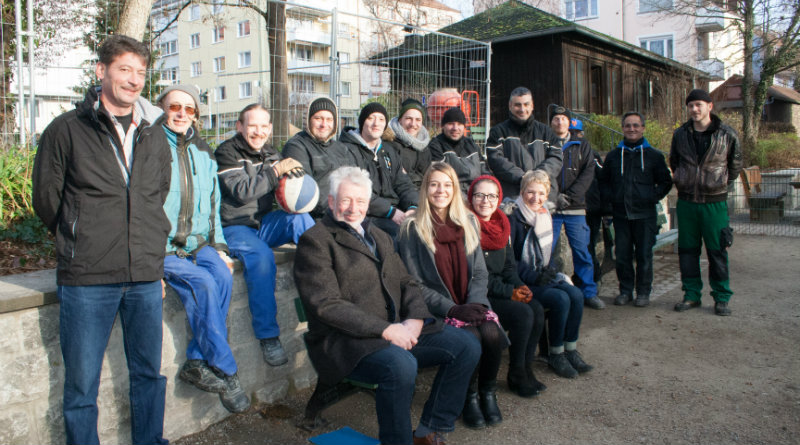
[477,210,510,251]
[432,213,469,305]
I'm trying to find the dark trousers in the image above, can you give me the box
[347,325,480,445]
[490,297,544,368]
[533,282,584,347]
[612,213,658,296]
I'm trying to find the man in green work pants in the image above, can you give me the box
[669,89,743,316]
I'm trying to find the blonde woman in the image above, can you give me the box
[397,162,509,430]
[509,170,593,379]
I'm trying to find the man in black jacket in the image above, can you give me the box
[294,166,479,445]
[216,104,314,367]
[598,112,672,308]
[32,36,170,445]
[670,89,742,316]
[548,107,601,309]
[283,96,355,217]
[486,86,562,200]
[340,102,418,237]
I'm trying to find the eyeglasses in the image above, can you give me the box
[623,123,642,129]
[473,193,499,202]
[167,103,197,117]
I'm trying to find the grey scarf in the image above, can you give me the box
[388,117,430,151]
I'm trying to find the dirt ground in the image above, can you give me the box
[175,234,800,445]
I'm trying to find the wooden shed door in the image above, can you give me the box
[590,64,604,114]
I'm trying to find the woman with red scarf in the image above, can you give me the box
[468,175,547,398]
[398,163,509,430]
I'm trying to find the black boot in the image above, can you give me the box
[461,379,485,429]
[507,366,539,398]
[526,362,547,394]
[479,380,502,426]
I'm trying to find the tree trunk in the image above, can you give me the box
[740,0,758,165]
[267,2,289,148]
[118,0,152,41]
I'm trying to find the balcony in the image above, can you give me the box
[287,58,330,76]
[287,28,331,46]
[697,58,725,80]
[696,7,725,32]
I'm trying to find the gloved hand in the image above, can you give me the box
[535,266,559,286]
[447,303,488,324]
[557,193,571,210]
[511,286,533,303]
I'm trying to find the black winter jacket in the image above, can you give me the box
[428,133,489,195]
[555,137,594,212]
[32,87,171,286]
[597,138,673,220]
[484,243,526,300]
[283,130,355,217]
[669,114,743,203]
[383,138,431,189]
[215,133,281,228]
[585,150,612,216]
[486,117,563,199]
[340,130,419,219]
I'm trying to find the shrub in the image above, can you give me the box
[581,114,679,157]
[752,132,800,168]
[0,145,53,251]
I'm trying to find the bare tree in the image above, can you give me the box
[118,0,154,39]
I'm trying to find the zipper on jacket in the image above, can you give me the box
[175,139,195,246]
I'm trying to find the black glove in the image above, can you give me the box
[447,303,488,324]
[557,193,571,210]
[535,266,559,286]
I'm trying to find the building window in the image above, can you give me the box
[294,45,312,61]
[190,62,202,77]
[238,51,251,68]
[212,26,225,44]
[639,0,673,13]
[238,20,250,37]
[160,67,178,84]
[292,78,315,93]
[338,51,350,66]
[216,86,227,102]
[607,64,622,114]
[189,5,200,21]
[212,0,224,14]
[570,57,587,112]
[640,35,674,58]
[697,33,710,60]
[340,81,351,97]
[190,33,200,49]
[213,56,226,73]
[158,40,177,57]
[239,81,253,98]
[564,0,598,20]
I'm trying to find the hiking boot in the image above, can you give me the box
[219,373,250,413]
[507,366,540,398]
[634,295,650,307]
[548,352,578,379]
[179,360,226,393]
[479,380,503,426]
[260,337,288,366]
[674,300,701,312]
[614,293,633,306]
[585,296,606,310]
[413,431,446,445]
[714,301,731,316]
[565,350,594,373]
[461,389,485,429]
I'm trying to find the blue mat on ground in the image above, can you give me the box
[308,426,379,445]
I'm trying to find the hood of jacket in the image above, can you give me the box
[77,85,163,127]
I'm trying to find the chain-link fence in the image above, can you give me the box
[728,167,800,237]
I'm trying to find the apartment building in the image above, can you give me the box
[150,0,461,135]
[475,0,743,88]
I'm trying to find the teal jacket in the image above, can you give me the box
[162,123,228,256]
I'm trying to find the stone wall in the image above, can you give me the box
[0,247,316,445]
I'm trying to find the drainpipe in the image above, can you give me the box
[27,0,35,144]
[621,0,626,42]
[15,0,25,145]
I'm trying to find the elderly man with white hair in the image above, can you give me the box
[293,166,480,445]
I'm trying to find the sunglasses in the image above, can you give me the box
[168,103,197,117]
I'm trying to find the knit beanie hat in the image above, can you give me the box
[685,89,712,105]
[550,104,571,121]
[308,97,337,122]
[358,102,388,132]
[441,107,467,126]
[467,175,503,205]
[156,84,202,112]
[398,98,426,121]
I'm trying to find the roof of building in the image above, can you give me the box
[409,0,460,14]
[437,0,707,77]
[711,75,800,106]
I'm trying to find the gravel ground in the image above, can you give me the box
[175,234,800,445]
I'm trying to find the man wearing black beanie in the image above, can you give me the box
[670,89,742,316]
[427,106,488,195]
[340,101,418,237]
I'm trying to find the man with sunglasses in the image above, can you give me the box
[216,104,314,367]
[156,85,250,413]
[33,35,170,445]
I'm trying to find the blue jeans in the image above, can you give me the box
[552,213,597,298]
[59,281,168,445]
[533,282,584,347]
[164,246,236,375]
[347,325,480,445]
[223,210,314,339]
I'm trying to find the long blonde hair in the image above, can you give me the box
[405,162,480,254]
